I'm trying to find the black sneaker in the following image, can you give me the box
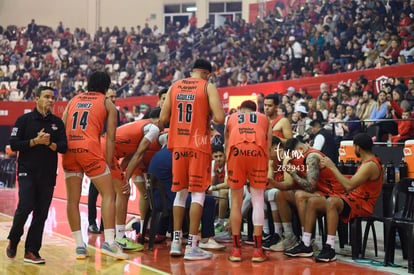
[24,251,45,264]
[262,234,281,250]
[315,244,336,262]
[243,235,254,245]
[284,241,313,257]
[88,224,101,234]
[6,241,17,258]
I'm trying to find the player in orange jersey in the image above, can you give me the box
[62,71,127,260]
[318,133,383,262]
[100,108,161,250]
[264,93,292,144]
[226,100,272,263]
[160,59,225,260]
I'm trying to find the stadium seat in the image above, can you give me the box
[9,81,18,89]
[105,64,113,73]
[52,40,60,48]
[9,40,17,49]
[8,65,16,75]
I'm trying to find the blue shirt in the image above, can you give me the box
[148,146,175,209]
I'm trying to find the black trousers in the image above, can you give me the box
[8,174,55,253]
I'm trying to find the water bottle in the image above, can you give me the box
[386,161,395,184]
[399,158,408,180]
[338,160,345,173]
[395,166,400,183]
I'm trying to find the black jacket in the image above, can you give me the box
[9,108,67,178]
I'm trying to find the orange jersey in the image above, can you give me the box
[65,92,107,147]
[271,115,284,138]
[112,119,152,159]
[290,148,345,196]
[345,157,383,214]
[212,161,226,185]
[167,78,211,154]
[226,111,269,159]
[272,158,284,182]
[142,138,162,167]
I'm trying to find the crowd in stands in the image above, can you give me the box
[0,0,414,102]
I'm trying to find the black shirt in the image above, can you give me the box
[9,108,67,178]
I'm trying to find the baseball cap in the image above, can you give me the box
[295,105,308,114]
[399,29,408,36]
[288,36,295,42]
[286,86,296,93]
[379,40,387,46]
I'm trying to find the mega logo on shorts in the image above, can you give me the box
[174,151,198,160]
[233,147,262,157]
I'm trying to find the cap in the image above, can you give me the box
[295,105,308,114]
[286,86,296,93]
[399,29,408,36]
[379,40,387,46]
[288,36,295,42]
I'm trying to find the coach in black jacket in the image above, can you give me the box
[6,86,67,264]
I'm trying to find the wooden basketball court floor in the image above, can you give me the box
[0,189,406,274]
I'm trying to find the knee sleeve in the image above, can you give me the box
[250,186,265,226]
[191,191,205,207]
[173,189,188,207]
[266,189,279,211]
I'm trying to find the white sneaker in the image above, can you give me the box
[125,217,138,231]
[184,245,213,260]
[170,239,183,256]
[101,242,128,260]
[270,236,285,252]
[283,234,299,251]
[199,238,225,250]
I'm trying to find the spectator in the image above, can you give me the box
[390,109,414,144]
[310,119,338,164]
[342,105,361,140]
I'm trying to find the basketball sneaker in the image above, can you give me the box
[101,242,128,260]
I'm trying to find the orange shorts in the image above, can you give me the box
[62,143,108,178]
[227,143,268,189]
[171,148,211,192]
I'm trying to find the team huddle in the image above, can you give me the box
[7,58,383,264]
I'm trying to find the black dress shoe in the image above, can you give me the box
[88,224,101,234]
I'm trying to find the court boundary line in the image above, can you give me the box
[0,201,169,275]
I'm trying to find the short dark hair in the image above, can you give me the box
[240,100,257,111]
[149,107,161,119]
[353,133,373,151]
[293,92,302,99]
[158,88,168,99]
[212,145,224,154]
[272,136,282,147]
[264,93,279,105]
[310,119,322,128]
[193,59,212,73]
[87,71,111,94]
[285,138,300,152]
[35,86,54,98]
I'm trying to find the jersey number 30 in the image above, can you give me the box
[177,102,193,123]
[72,111,89,130]
[237,113,257,124]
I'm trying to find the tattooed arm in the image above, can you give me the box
[290,153,320,193]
